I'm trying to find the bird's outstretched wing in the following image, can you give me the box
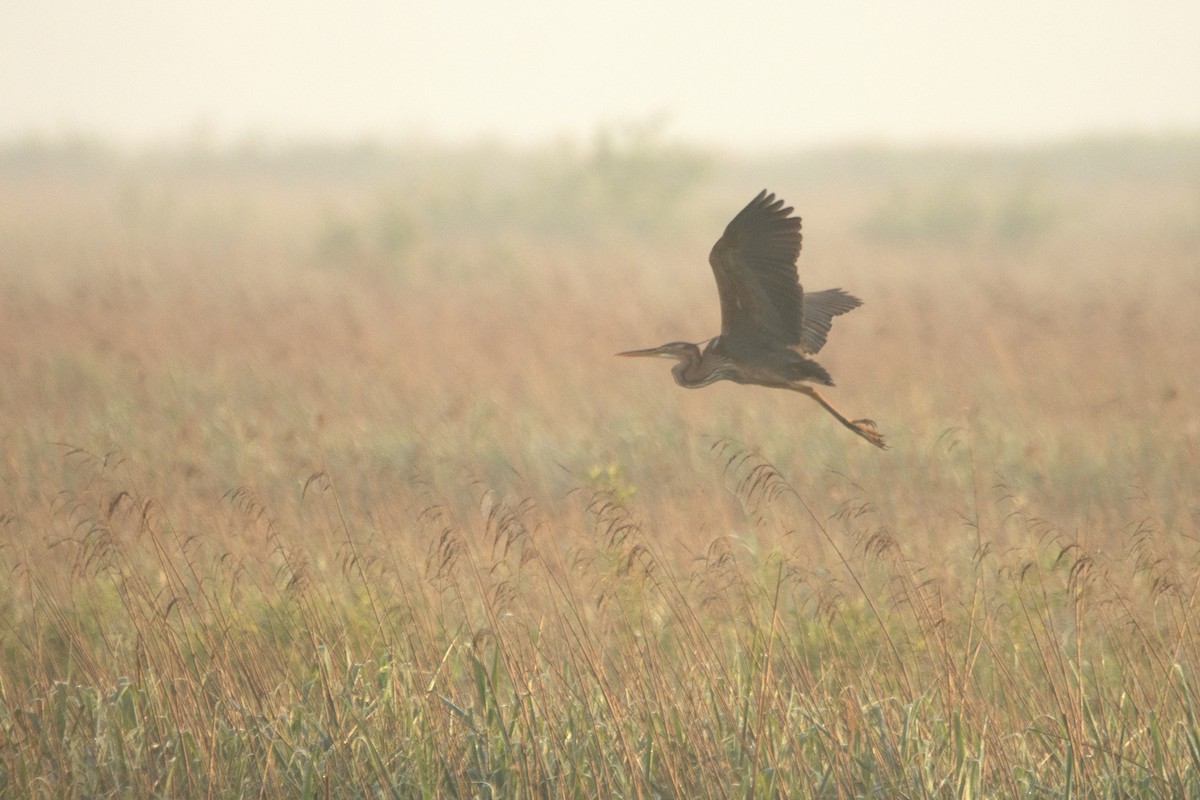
[799,288,862,354]
[708,190,804,347]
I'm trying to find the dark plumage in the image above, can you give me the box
[619,190,886,448]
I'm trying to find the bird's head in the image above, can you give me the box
[615,342,701,362]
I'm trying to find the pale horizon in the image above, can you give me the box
[3,1,1200,151]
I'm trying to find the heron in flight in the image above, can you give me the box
[618,190,886,449]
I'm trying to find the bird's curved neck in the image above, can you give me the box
[671,341,720,387]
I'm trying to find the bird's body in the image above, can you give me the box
[619,190,886,448]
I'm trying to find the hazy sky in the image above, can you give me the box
[3,1,1199,149]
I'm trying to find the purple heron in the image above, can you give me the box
[619,190,886,449]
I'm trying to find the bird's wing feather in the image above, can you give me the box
[799,288,862,354]
[708,190,804,347]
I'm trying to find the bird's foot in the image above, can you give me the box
[852,419,888,449]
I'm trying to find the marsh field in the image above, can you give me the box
[2,134,1200,798]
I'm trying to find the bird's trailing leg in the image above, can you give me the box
[790,385,888,449]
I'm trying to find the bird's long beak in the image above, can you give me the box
[616,346,663,358]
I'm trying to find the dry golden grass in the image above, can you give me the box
[1,136,1199,796]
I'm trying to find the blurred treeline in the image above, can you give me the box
[3,129,1198,282]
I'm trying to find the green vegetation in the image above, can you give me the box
[1,135,1199,797]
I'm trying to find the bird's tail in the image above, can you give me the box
[787,355,834,387]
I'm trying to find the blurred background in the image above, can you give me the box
[4,0,1200,147]
[3,0,1199,499]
